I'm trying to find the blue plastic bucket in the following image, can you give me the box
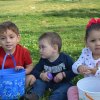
[0,53,25,99]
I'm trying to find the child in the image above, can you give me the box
[0,21,36,87]
[24,32,77,100]
[67,18,100,100]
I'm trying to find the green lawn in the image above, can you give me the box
[0,0,100,99]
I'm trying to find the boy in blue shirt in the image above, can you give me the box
[25,32,76,100]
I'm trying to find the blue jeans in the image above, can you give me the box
[31,79,72,100]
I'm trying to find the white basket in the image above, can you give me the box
[77,77,100,100]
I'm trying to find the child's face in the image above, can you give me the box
[0,29,20,53]
[39,39,58,61]
[86,30,100,57]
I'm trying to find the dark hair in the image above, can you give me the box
[0,21,19,35]
[85,23,100,41]
[38,32,62,52]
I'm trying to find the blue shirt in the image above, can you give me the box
[31,52,76,82]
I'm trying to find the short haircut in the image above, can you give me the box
[38,32,62,52]
[0,21,19,35]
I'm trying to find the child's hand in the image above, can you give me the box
[89,67,98,75]
[40,72,49,82]
[15,66,24,70]
[26,75,36,88]
[78,65,91,75]
[89,62,100,75]
[53,72,63,83]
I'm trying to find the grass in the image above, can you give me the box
[0,0,100,99]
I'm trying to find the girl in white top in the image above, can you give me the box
[67,18,100,100]
[73,47,100,77]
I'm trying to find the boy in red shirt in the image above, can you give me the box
[0,21,36,88]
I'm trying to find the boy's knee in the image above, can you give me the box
[67,86,78,96]
[67,86,78,100]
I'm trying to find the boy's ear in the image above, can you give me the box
[53,44,58,51]
[17,35,21,42]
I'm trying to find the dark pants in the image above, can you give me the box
[31,79,72,100]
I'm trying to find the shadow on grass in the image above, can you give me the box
[38,0,82,4]
[43,25,85,32]
[20,24,84,36]
[0,0,17,1]
[0,14,37,18]
[43,8,100,18]
[0,8,100,19]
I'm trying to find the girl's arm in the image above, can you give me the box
[72,49,86,74]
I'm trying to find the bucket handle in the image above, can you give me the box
[2,53,16,70]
